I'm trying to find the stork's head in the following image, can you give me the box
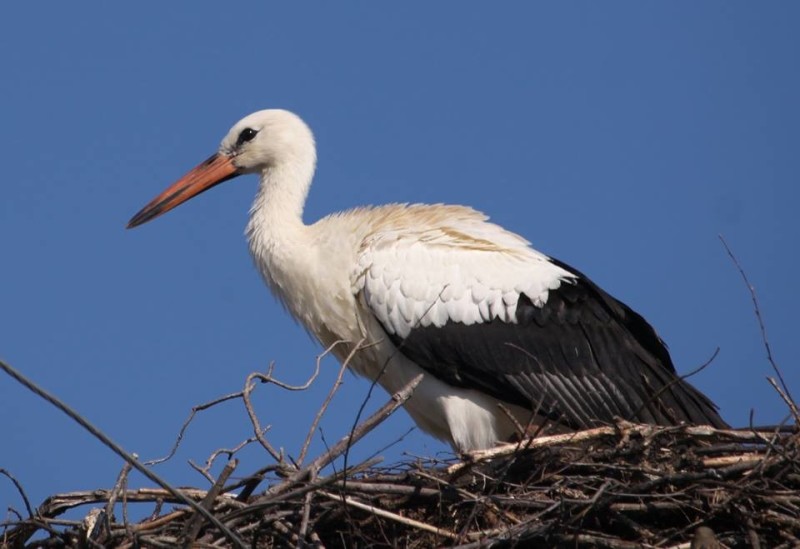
[127,109,316,228]
[221,109,316,174]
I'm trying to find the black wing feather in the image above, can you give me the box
[385,258,727,430]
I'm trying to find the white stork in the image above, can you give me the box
[128,109,727,451]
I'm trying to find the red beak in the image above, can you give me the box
[127,153,240,228]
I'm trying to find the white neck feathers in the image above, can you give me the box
[245,154,317,305]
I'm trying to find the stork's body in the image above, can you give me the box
[129,109,727,451]
[250,202,560,450]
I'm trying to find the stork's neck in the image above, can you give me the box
[246,161,315,277]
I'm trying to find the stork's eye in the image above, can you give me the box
[236,128,259,146]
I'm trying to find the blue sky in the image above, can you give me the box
[1,3,798,514]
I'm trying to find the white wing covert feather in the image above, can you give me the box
[352,207,575,338]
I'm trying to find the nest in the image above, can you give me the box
[3,380,799,549]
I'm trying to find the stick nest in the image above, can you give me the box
[4,421,799,548]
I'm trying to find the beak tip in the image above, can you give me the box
[126,153,238,231]
[126,213,144,229]
[127,208,156,229]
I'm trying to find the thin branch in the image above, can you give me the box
[191,437,258,485]
[318,490,461,541]
[104,460,133,536]
[298,340,358,465]
[766,377,800,426]
[0,468,33,519]
[497,402,527,439]
[242,371,283,462]
[297,470,316,547]
[363,427,416,466]
[188,460,216,484]
[183,458,238,543]
[249,354,322,392]
[625,345,719,425]
[719,235,794,405]
[145,391,244,466]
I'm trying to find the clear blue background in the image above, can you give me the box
[1,3,798,515]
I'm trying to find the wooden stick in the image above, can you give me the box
[319,491,461,541]
[183,458,238,543]
[447,424,786,474]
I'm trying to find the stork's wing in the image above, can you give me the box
[354,211,726,429]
